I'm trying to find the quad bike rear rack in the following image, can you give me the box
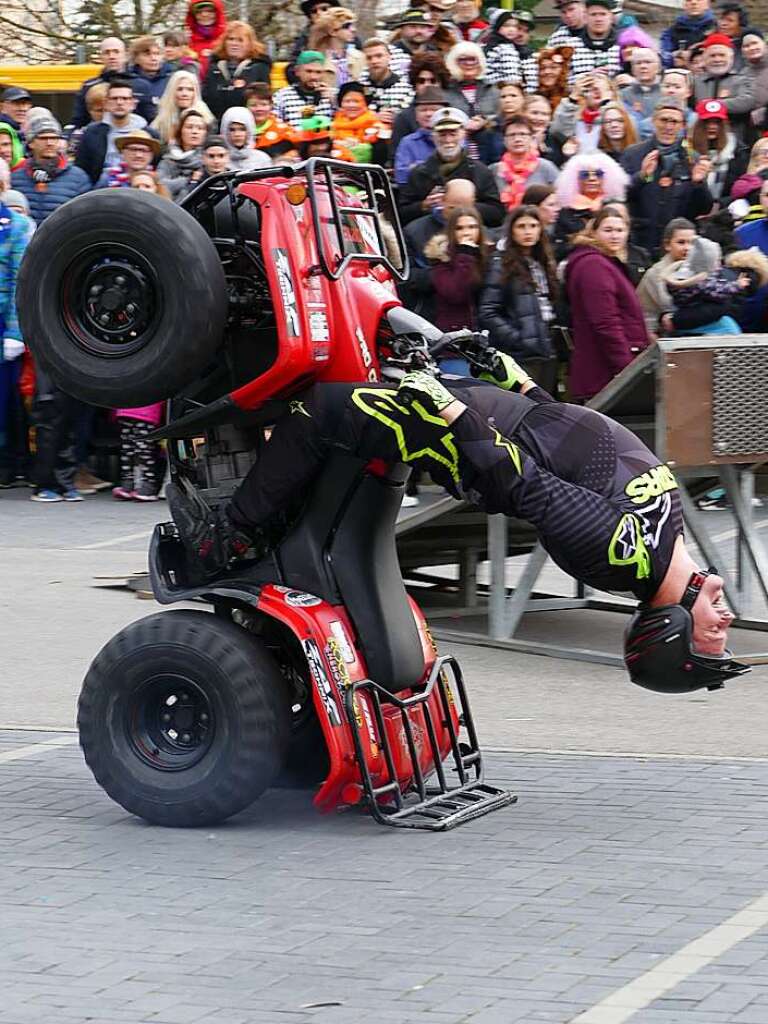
[346,655,517,831]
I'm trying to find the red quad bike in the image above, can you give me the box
[17,159,516,830]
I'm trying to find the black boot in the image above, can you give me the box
[166,483,257,582]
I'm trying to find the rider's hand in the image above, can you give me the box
[474,351,532,391]
[398,371,455,414]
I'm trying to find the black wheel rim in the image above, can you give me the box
[127,675,215,771]
[60,243,161,358]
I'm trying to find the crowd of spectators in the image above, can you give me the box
[1,0,768,510]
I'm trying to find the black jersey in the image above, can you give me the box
[229,379,683,601]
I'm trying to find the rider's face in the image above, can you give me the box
[691,574,734,656]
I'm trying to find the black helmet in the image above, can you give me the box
[624,570,751,694]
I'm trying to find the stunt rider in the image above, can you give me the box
[167,354,749,695]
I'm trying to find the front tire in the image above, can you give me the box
[78,610,290,827]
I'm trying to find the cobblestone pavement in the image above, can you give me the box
[3,730,768,1024]
[4,493,768,1024]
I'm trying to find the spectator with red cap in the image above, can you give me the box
[688,98,749,201]
[693,32,754,140]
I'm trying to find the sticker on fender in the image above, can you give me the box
[303,638,342,726]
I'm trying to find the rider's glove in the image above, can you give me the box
[398,371,455,414]
[475,351,532,392]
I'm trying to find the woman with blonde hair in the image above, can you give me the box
[308,7,364,88]
[598,101,638,161]
[151,70,214,143]
[202,20,272,120]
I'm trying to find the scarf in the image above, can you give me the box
[498,150,540,209]
[165,144,203,173]
[26,155,66,187]
[331,108,382,144]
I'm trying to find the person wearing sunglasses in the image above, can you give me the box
[553,150,628,256]
[285,0,336,82]
[389,52,451,154]
[443,42,500,160]
[307,6,363,89]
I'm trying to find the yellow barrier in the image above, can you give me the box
[0,61,289,94]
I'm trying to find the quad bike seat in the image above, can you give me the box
[277,455,426,695]
[328,468,426,695]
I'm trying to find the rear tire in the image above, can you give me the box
[17,190,228,408]
[78,610,290,827]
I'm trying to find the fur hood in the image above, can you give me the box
[424,232,450,263]
[726,246,768,287]
[567,233,621,260]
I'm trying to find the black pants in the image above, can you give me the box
[31,377,82,493]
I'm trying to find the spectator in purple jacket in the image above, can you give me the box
[564,204,651,400]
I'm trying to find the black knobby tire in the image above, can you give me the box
[17,190,228,408]
[77,610,290,827]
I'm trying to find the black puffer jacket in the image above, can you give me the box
[478,254,555,361]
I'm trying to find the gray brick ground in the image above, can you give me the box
[4,734,768,1023]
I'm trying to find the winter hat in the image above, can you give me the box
[337,81,369,105]
[1,189,29,214]
[701,32,735,48]
[618,26,659,51]
[26,109,62,140]
[488,8,517,33]
[584,0,615,9]
[295,50,326,66]
[667,235,722,286]
[743,28,765,41]
[695,98,729,121]
[202,134,227,151]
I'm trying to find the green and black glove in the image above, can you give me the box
[398,371,455,414]
[477,351,532,392]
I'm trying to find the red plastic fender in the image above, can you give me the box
[256,584,390,812]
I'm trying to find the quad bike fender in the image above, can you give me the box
[257,584,385,811]
[257,585,450,813]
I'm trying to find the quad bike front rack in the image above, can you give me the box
[345,655,517,831]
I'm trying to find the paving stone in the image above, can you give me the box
[3,734,768,1024]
